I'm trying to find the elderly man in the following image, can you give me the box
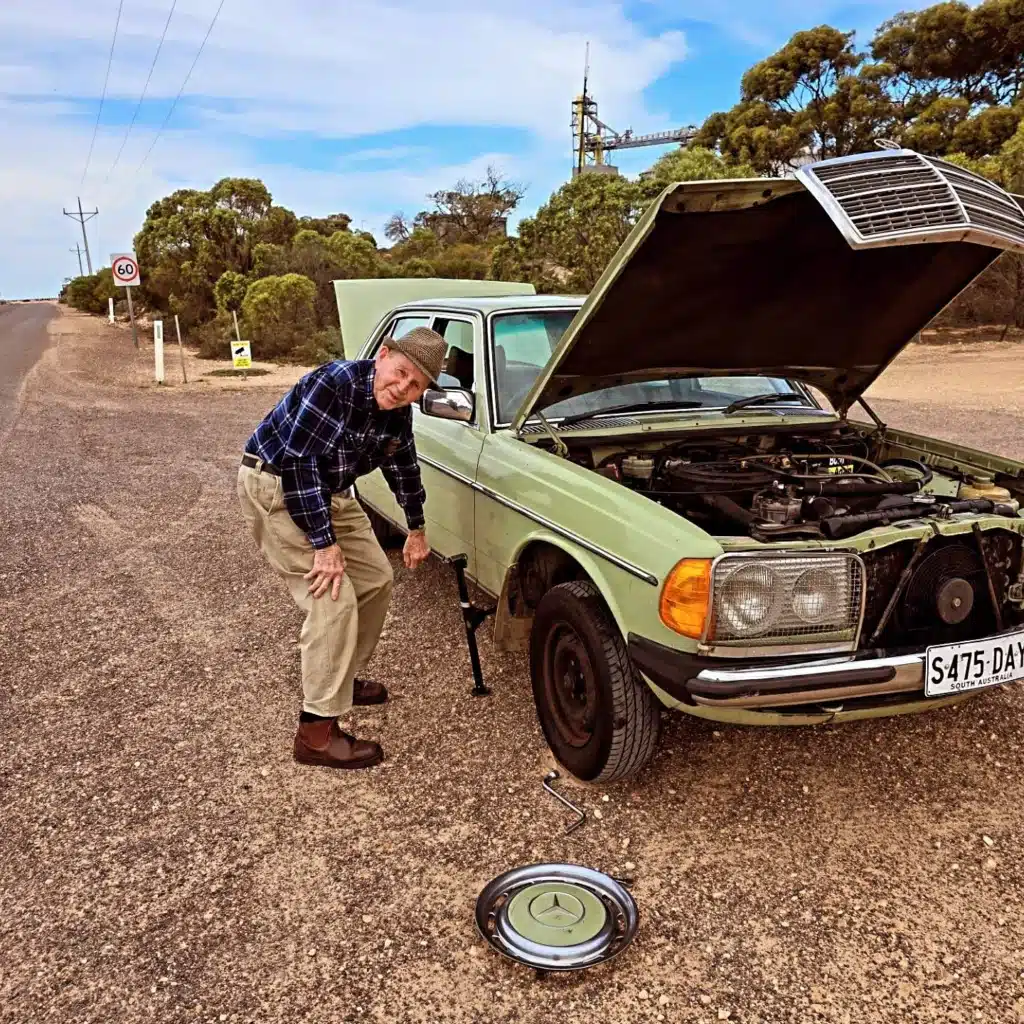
[237,327,446,770]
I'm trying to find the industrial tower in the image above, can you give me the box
[571,48,698,176]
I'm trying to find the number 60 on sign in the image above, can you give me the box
[110,253,141,287]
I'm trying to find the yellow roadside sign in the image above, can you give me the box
[232,341,252,369]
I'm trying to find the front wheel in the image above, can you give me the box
[529,581,661,782]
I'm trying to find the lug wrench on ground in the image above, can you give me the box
[543,770,586,834]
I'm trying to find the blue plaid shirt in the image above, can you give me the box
[244,359,426,548]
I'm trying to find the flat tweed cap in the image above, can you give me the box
[385,326,446,386]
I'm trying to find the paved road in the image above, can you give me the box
[0,302,55,437]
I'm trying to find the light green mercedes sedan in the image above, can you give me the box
[340,148,1024,782]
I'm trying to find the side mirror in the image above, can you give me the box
[421,387,474,423]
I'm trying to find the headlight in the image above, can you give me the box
[708,553,863,649]
[792,567,842,625]
[718,563,783,637]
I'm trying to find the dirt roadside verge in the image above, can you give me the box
[2,309,1024,1023]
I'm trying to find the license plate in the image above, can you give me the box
[925,629,1024,697]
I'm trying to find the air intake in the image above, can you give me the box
[797,149,1024,253]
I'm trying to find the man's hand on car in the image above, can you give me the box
[404,528,430,569]
[305,543,347,600]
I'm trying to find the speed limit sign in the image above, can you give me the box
[110,252,141,287]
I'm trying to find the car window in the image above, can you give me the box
[433,317,475,391]
[492,311,577,423]
[490,310,810,424]
[390,315,430,340]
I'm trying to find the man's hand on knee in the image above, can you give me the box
[403,528,430,570]
[305,543,347,599]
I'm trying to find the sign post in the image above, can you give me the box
[110,253,141,349]
[108,297,115,324]
[174,314,187,384]
[154,320,165,384]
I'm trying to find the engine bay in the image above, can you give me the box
[563,424,1022,543]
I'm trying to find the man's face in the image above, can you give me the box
[373,346,431,410]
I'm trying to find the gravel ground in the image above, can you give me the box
[4,309,1024,1024]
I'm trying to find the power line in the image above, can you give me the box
[136,0,228,173]
[105,0,179,182]
[63,198,99,275]
[81,0,125,187]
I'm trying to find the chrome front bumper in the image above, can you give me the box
[687,652,925,708]
[627,634,931,710]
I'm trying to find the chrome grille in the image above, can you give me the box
[708,553,864,650]
[796,149,1024,253]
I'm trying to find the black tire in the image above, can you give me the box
[529,580,661,782]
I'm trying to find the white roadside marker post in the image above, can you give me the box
[154,320,165,384]
[174,314,187,384]
[108,297,114,324]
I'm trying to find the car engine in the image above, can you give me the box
[574,426,1020,544]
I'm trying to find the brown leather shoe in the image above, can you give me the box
[353,678,389,705]
[293,719,384,770]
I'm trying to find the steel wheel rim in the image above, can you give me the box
[543,621,599,749]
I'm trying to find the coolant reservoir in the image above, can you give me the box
[958,474,1013,502]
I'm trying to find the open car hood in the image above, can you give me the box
[512,149,1024,431]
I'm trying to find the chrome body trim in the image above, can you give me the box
[417,453,475,488]
[413,455,659,585]
[470,481,660,586]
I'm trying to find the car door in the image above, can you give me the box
[356,313,431,523]
[411,313,486,574]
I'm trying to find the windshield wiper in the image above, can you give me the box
[558,399,704,428]
[723,392,810,415]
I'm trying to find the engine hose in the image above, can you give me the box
[820,498,1004,540]
[755,454,895,482]
[806,477,921,498]
[699,493,761,528]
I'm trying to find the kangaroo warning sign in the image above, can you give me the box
[232,342,252,369]
[110,253,141,287]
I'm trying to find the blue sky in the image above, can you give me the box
[0,0,932,297]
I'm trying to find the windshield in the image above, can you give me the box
[491,310,808,424]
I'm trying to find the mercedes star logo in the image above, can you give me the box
[529,890,586,928]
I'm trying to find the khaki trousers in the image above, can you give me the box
[237,464,394,717]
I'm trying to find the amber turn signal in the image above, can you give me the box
[659,558,712,639]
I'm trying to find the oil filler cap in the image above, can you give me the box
[475,864,638,970]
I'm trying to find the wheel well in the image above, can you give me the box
[514,541,590,613]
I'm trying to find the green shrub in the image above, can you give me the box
[64,269,119,315]
[241,273,317,359]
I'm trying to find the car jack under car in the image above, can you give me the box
[444,553,496,697]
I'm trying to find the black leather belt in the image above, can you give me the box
[241,453,280,476]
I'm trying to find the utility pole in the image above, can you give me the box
[63,198,98,274]
[69,243,85,277]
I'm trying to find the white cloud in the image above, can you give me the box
[646,0,936,50]
[0,0,688,295]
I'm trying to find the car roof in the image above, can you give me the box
[389,294,585,315]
